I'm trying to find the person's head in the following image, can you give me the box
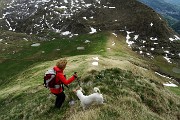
[56,58,67,70]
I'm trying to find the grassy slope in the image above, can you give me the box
[0,32,179,120]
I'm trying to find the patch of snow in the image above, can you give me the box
[92,62,98,66]
[83,17,87,20]
[163,82,178,87]
[42,0,51,2]
[93,57,99,61]
[142,40,146,43]
[146,53,150,56]
[61,31,71,36]
[89,27,97,34]
[150,22,153,26]
[23,38,28,41]
[150,37,158,40]
[84,40,90,43]
[0,39,3,42]
[5,19,12,30]
[174,35,180,40]
[58,6,67,9]
[155,72,174,80]
[64,0,68,3]
[103,5,108,8]
[151,48,155,51]
[77,47,85,50]
[134,35,139,40]
[85,4,92,7]
[112,41,115,46]
[112,33,117,37]
[126,31,135,47]
[169,38,175,41]
[109,7,116,8]
[96,0,101,4]
[31,43,40,47]
[163,54,172,63]
[164,51,169,54]
[169,35,180,41]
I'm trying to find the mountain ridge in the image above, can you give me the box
[0,0,179,65]
[0,34,179,119]
[0,0,176,37]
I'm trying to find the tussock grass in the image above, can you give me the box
[77,68,180,120]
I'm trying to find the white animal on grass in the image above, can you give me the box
[74,87,104,110]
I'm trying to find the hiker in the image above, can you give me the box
[50,58,77,108]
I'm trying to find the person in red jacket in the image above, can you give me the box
[50,58,77,108]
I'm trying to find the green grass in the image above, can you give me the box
[0,32,179,120]
[167,87,180,96]
[0,66,180,120]
[1,32,107,60]
[1,68,179,120]
[79,68,180,120]
[0,32,107,88]
[152,56,180,79]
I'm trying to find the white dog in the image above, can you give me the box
[74,87,104,110]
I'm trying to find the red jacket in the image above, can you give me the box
[50,66,76,94]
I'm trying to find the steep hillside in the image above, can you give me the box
[0,32,179,120]
[172,21,180,34]
[138,0,180,34]
[164,0,180,6]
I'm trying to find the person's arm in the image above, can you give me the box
[57,73,76,85]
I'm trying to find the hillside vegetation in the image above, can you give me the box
[0,32,179,120]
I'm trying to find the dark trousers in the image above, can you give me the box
[54,92,65,108]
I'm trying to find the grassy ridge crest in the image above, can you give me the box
[0,32,179,120]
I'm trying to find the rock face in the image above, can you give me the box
[0,0,179,63]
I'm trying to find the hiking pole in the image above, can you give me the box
[77,77,81,87]
[74,72,81,87]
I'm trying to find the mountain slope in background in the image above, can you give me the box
[164,0,180,6]
[138,0,180,34]
[0,0,179,65]
[0,0,176,37]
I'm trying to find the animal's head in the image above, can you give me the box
[73,87,82,93]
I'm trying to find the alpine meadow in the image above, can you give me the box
[0,0,179,120]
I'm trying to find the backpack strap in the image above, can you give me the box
[53,68,69,90]
[63,75,69,89]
